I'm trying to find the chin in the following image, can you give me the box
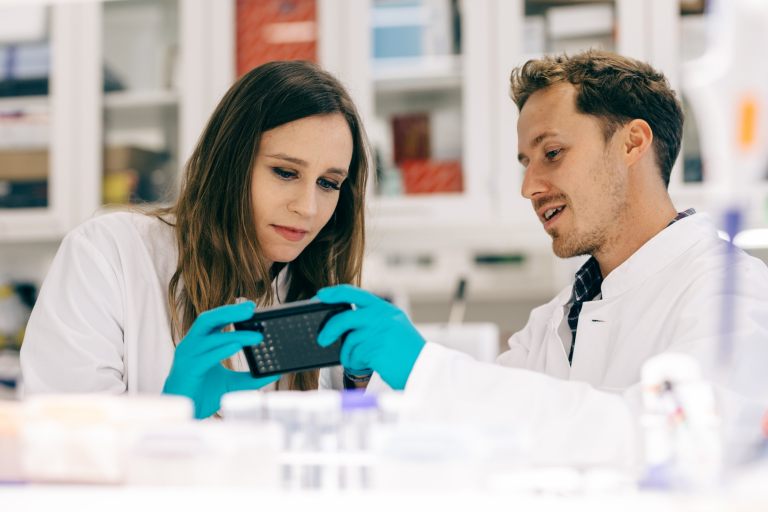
[264,248,304,264]
[552,236,595,259]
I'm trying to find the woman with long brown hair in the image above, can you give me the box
[21,61,370,418]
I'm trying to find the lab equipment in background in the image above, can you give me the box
[372,0,456,60]
[0,352,20,400]
[0,278,32,351]
[371,422,483,492]
[682,0,768,471]
[543,3,614,54]
[0,141,49,209]
[21,394,192,485]
[261,390,343,490]
[0,401,22,483]
[125,420,282,488]
[0,41,123,98]
[684,0,768,367]
[339,390,378,490]
[415,278,501,363]
[370,0,465,200]
[447,275,466,325]
[0,278,31,400]
[101,145,170,204]
[639,353,721,491]
[684,0,768,207]
[220,387,266,422]
[415,323,499,363]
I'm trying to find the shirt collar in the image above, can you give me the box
[571,209,700,302]
[600,210,717,298]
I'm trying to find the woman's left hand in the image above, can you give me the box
[162,301,280,418]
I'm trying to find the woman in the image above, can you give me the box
[20,61,370,418]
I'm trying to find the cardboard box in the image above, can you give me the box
[0,145,167,182]
[0,149,48,181]
[103,146,167,173]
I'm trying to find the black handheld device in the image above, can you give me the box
[233,299,353,377]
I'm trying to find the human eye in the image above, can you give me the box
[272,167,297,180]
[544,148,563,161]
[317,177,342,192]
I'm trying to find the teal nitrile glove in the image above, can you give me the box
[316,285,425,390]
[162,301,280,419]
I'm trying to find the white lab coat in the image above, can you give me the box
[20,211,344,395]
[399,213,768,469]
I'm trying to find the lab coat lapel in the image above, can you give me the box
[565,214,710,386]
[542,299,572,379]
[568,299,617,386]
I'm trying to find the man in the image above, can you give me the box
[317,51,768,468]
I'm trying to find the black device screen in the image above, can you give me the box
[233,300,353,377]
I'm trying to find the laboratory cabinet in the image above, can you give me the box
[318,0,768,299]
[0,0,233,243]
[315,0,702,298]
[1,0,766,302]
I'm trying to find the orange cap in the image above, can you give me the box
[738,95,759,151]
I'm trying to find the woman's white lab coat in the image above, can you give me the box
[20,212,344,395]
[397,213,768,469]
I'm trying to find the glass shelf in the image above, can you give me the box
[0,5,51,211]
[101,0,179,206]
[370,0,464,199]
[524,0,616,55]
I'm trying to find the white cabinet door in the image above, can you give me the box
[0,4,98,242]
[319,0,495,236]
[95,0,234,217]
[0,0,234,243]
[319,0,567,300]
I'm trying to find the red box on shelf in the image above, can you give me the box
[236,0,318,76]
[400,159,463,194]
[392,113,430,164]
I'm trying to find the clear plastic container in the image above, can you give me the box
[263,390,342,490]
[339,389,378,490]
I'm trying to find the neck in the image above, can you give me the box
[594,192,677,277]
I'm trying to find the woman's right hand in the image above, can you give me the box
[162,301,279,419]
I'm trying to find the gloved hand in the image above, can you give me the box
[162,301,280,419]
[316,285,425,390]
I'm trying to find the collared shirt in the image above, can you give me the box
[566,208,696,364]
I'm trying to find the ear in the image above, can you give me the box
[622,119,653,167]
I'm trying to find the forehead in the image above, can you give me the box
[261,114,352,148]
[517,83,599,144]
[257,114,354,172]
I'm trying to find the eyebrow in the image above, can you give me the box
[517,131,559,164]
[266,153,349,177]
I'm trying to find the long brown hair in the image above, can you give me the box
[155,61,369,390]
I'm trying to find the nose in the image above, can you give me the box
[520,163,549,200]
[288,183,318,217]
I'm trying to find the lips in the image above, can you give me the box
[543,206,565,221]
[272,225,309,242]
[536,203,567,225]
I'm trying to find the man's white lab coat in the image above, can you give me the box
[20,212,344,394]
[398,213,768,469]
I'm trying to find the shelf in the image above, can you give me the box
[373,55,461,93]
[103,89,178,110]
[0,96,49,112]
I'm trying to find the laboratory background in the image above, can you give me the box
[1,0,768,508]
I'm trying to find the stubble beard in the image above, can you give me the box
[550,158,627,260]
[551,224,605,259]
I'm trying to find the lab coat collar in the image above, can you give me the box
[600,212,715,299]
